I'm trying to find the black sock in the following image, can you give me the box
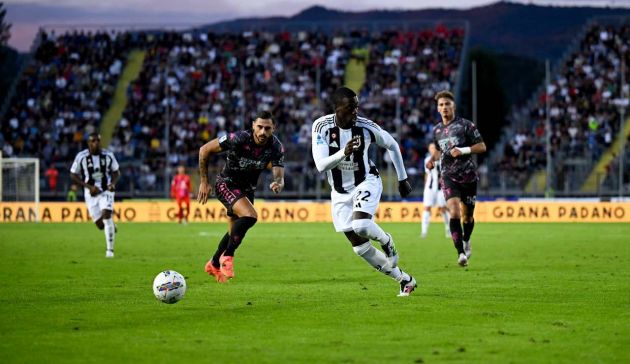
[463,219,475,242]
[223,216,257,257]
[449,218,465,255]
[211,232,230,267]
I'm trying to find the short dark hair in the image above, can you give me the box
[88,132,100,139]
[332,87,357,108]
[434,90,455,102]
[256,111,275,124]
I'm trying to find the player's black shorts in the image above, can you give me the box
[440,177,477,207]
[215,176,255,217]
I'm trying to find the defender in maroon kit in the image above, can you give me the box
[197,111,285,282]
[426,90,486,267]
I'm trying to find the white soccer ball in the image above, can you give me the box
[153,270,187,304]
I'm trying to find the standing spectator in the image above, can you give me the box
[67,184,78,202]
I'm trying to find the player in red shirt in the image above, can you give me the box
[171,166,192,224]
[45,165,59,192]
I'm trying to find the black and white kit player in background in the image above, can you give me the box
[70,133,120,258]
[426,90,486,267]
[421,142,450,239]
[311,87,417,297]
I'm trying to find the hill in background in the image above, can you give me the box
[207,1,630,61]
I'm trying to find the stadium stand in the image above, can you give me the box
[2,24,467,198]
[0,30,147,192]
[357,26,465,172]
[490,21,630,195]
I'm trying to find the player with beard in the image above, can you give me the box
[198,111,285,282]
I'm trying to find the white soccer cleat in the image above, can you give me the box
[445,228,451,239]
[383,233,399,268]
[398,276,417,297]
[458,253,468,267]
[106,249,114,258]
[463,240,472,259]
[420,232,427,239]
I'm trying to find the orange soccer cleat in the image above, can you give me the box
[219,255,235,279]
[205,260,227,283]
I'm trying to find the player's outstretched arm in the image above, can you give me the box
[378,130,409,179]
[197,138,222,204]
[269,166,285,194]
[377,130,412,197]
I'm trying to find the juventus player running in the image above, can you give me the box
[421,143,450,239]
[70,133,120,258]
[312,87,417,297]
[198,111,284,282]
[426,90,486,267]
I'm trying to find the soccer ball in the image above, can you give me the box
[153,270,187,304]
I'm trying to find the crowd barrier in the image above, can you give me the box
[1,201,629,223]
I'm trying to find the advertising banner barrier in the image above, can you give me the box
[1,201,629,223]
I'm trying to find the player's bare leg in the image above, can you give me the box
[461,203,475,259]
[206,216,236,283]
[447,198,467,266]
[219,198,258,278]
[439,206,451,238]
[101,209,115,258]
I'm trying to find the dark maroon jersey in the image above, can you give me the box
[218,130,284,190]
[432,116,484,183]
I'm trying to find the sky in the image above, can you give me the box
[4,0,629,51]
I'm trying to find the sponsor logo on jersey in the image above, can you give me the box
[438,136,459,151]
[237,158,268,169]
[338,161,359,171]
[316,134,326,145]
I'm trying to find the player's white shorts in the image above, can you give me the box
[331,176,382,232]
[84,190,115,222]
[423,188,446,208]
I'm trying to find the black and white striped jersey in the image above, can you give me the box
[423,155,442,192]
[312,114,407,193]
[70,149,120,192]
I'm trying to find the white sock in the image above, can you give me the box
[352,219,389,245]
[422,210,431,235]
[103,218,115,252]
[442,211,450,230]
[352,242,401,280]
[396,269,411,283]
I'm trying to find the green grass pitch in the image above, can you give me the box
[0,222,628,363]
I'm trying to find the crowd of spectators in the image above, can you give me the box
[2,25,465,196]
[497,23,630,191]
[0,30,148,192]
[0,30,141,160]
